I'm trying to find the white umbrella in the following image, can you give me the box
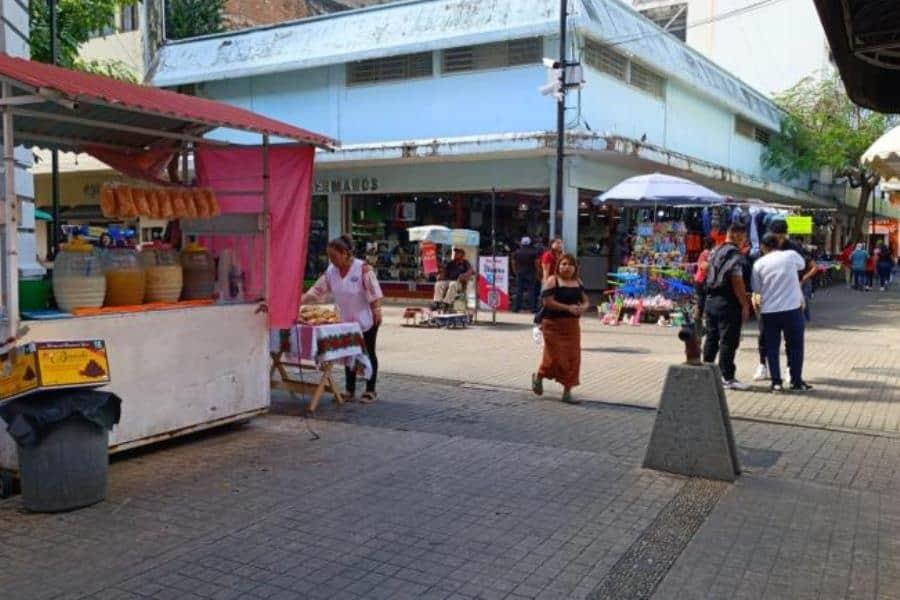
[593,172,725,207]
[862,124,900,180]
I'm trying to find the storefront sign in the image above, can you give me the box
[0,340,110,402]
[314,177,379,194]
[478,257,510,311]
[421,242,439,275]
[786,216,813,235]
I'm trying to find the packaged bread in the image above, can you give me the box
[133,187,152,217]
[147,190,161,219]
[298,304,339,325]
[100,185,118,218]
[116,186,138,218]
[204,188,220,216]
[183,189,198,218]
[159,190,175,219]
[171,189,188,218]
[193,188,211,218]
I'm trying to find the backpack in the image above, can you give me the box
[705,244,741,293]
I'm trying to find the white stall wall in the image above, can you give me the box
[0,304,269,470]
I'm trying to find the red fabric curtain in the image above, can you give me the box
[195,144,315,328]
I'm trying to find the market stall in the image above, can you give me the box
[0,54,335,483]
[594,173,725,324]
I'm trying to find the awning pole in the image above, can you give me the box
[49,0,60,260]
[262,135,271,319]
[2,82,19,353]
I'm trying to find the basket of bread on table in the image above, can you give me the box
[298,304,340,326]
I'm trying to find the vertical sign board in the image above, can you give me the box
[478,257,510,311]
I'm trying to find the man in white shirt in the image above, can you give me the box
[751,233,812,393]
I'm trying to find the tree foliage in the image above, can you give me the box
[166,0,225,40]
[29,0,137,69]
[763,75,890,243]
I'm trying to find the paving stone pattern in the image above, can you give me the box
[379,285,900,435]
[4,284,900,599]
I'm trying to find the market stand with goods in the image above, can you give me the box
[0,53,336,491]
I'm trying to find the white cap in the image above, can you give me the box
[521,236,532,246]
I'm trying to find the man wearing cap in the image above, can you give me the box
[432,247,474,311]
[752,233,812,392]
[752,218,818,381]
[512,237,541,312]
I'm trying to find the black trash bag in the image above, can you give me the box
[0,390,121,447]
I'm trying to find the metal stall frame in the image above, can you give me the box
[0,53,335,355]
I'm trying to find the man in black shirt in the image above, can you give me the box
[753,219,817,381]
[432,247,474,310]
[703,223,752,390]
[511,237,541,312]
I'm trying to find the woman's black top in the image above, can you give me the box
[542,282,584,319]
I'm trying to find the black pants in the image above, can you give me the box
[346,324,379,394]
[703,304,742,381]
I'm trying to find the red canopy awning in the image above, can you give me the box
[0,52,336,153]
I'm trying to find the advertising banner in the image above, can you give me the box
[478,256,510,311]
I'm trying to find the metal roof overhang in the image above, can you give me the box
[0,52,337,153]
[813,0,900,112]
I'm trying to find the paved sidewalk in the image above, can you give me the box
[378,284,900,435]
[3,283,900,599]
[4,371,900,599]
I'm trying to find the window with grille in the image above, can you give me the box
[630,62,665,98]
[584,39,627,81]
[347,52,434,85]
[735,116,772,145]
[121,4,140,32]
[441,38,541,73]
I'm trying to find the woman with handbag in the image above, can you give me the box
[531,254,590,404]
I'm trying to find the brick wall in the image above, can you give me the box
[222,0,396,29]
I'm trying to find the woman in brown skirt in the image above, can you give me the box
[532,254,590,404]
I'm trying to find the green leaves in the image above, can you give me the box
[763,75,890,182]
[30,0,138,70]
[166,0,225,40]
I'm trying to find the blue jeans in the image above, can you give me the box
[762,308,805,386]
[853,269,867,289]
[513,275,539,312]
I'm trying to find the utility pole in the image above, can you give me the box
[552,0,567,241]
[49,0,60,259]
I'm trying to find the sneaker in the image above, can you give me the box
[790,382,813,392]
[771,384,785,394]
[753,364,770,381]
[723,379,750,391]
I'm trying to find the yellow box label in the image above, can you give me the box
[0,346,39,400]
[35,340,110,388]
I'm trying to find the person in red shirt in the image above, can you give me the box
[866,251,877,291]
[541,237,564,282]
[838,243,855,288]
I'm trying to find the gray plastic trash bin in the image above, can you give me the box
[18,416,109,512]
[0,389,121,512]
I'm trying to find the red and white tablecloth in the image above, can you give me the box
[270,322,372,379]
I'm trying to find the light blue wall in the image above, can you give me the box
[579,67,666,146]
[196,36,776,183]
[201,59,552,145]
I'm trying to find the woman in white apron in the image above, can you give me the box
[302,235,384,402]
